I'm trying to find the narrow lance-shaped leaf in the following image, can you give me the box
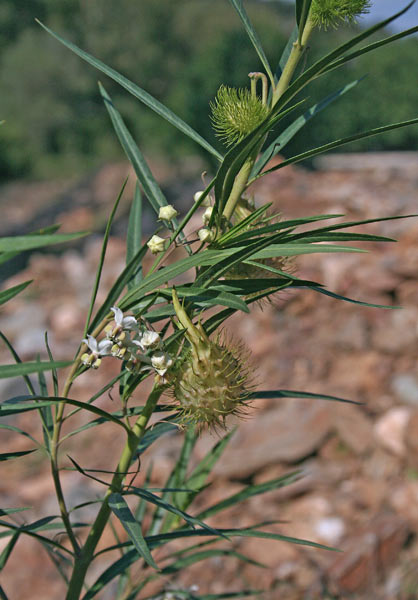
[107,493,158,570]
[228,0,274,85]
[0,450,37,461]
[0,232,88,253]
[321,23,418,78]
[127,183,143,289]
[84,178,128,336]
[0,361,72,380]
[296,0,313,42]
[36,20,222,161]
[257,117,418,179]
[99,83,190,255]
[253,78,361,177]
[0,281,32,306]
[0,532,20,570]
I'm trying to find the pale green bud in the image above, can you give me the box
[198,227,215,243]
[158,204,178,221]
[202,206,213,225]
[147,234,169,254]
[193,191,211,207]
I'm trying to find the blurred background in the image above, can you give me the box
[1,1,418,599]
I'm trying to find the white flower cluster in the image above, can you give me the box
[81,307,173,379]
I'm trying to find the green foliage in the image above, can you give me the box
[1,2,417,599]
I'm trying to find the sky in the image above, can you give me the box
[278,0,418,32]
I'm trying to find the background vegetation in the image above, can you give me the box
[1,0,417,181]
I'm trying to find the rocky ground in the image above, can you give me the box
[1,154,418,599]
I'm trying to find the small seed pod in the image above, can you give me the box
[170,290,254,431]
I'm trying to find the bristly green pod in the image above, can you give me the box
[170,290,254,431]
[310,0,372,29]
[210,84,270,147]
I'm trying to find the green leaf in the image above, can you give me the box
[146,526,338,553]
[296,0,313,41]
[250,243,366,259]
[126,487,223,538]
[127,183,143,289]
[163,285,250,313]
[0,361,72,379]
[108,493,158,570]
[322,24,418,77]
[118,248,240,311]
[36,20,222,161]
[196,472,301,522]
[156,426,198,534]
[276,26,298,79]
[0,332,35,395]
[250,389,360,405]
[0,517,75,555]
[253,79,361,177]
[0,281,32,306]
[87,241,149,333]
[259,118,418,178]
[308,286,399,310]
[228,0,274,85]
[0,508,31,517]
[0,396,131,434]
[161,547,267,574]
[0,449,37,462]
[84,178,127,336]
[0,585,8,600]
[180,429,236,513]
[44,333,59,397]
[137,419,180,455]
[100,84,166,215]
[0,232,88,253]
[0,532,19,570]
[0,424,38,444]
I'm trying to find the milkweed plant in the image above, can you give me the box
[1,1,418,599]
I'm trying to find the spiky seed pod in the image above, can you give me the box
[170,290,254,431]
[310,0,371,29]
[210,85,269,147]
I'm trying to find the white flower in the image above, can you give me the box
[158,204,178,221]
[198,227,215,243]
[81,334,112,369]
[193,190,211,207]
[151,351,173,376]
[147,235,169,254]
[140,330,161,349]
[105,307,138,341]
[111,306,138,331]
[202,206,213,225]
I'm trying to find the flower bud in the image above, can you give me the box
[147,234,169,254]
[158,204,178,221]
[193,191,211,207]
[198,227,215,243]
[202,206,213,225]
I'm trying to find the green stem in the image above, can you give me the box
[272,18,314,106]
[222,156,256,223]
[65,386,162,600]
